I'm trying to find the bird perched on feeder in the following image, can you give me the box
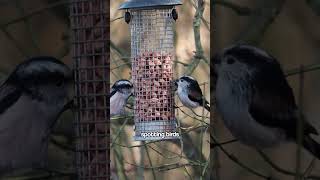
[174,75,210,111]
[124,11,131,24]
[110,79,133,116]
[171,8,178,21]
[214,44,320,159]
[0,56,73,173]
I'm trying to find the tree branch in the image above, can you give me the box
[185,0,208,75]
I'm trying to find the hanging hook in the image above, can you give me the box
[171,7,178,21]
[125,9,131,24]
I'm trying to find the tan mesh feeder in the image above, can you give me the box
[120,0,182,141]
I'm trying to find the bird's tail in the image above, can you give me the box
[303,135,320,160]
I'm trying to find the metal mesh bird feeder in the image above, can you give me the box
[70,0,109,179]
[120,0,182,141]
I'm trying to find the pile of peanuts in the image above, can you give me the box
[133,52,174,121]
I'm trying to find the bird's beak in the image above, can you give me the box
[211,53,222,89]
[130,88,134,97]
[63,99,75,111]
[213,54,221,65]
[65,77,75,112]
[212,54,221,78]
[172,79,178,91]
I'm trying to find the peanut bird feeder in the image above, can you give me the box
[70,0,109,179]
[119,0,182,141]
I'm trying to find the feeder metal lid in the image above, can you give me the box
[119,0,182,10]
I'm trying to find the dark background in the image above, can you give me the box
[212,0,320,179]
[0,0,75,179]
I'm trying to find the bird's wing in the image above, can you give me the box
[248,60,317,137]
[0,83,23,138]
[187,82,205,105]
[0,83,22,115]
[0,93,49,167]
[110,87,117,98]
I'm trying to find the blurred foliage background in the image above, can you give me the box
[213,0,320,180]
[111,0,210,179]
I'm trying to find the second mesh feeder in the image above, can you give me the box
[120,0,182,141]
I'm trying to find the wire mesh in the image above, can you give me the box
[130,8,179,141]
[70,0,109,179]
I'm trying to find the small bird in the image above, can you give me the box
[171,8,178,21]
[175,75,210,111]
[124,11,131,24]
[0,56,73,173]
[214,44,320,159]
[110,79,133,116]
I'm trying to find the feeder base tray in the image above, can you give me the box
[134,134,180,141]
[134,120,180,141]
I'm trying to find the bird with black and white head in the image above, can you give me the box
[110,79,133,116]
[0,56,73,173]
[175,75,210,111]
[214,44,320,159]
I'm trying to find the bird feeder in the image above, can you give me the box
[70,0,109,179]
[119,0,182,141]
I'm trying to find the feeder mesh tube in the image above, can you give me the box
[70,0,109,179]
[131,9,179,141]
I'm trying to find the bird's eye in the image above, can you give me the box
[227,58,235,64]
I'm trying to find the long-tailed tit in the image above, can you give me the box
[214,44,320,159]
[110,79,133,116]
[175,75,210,111]
[0,57,73,173]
